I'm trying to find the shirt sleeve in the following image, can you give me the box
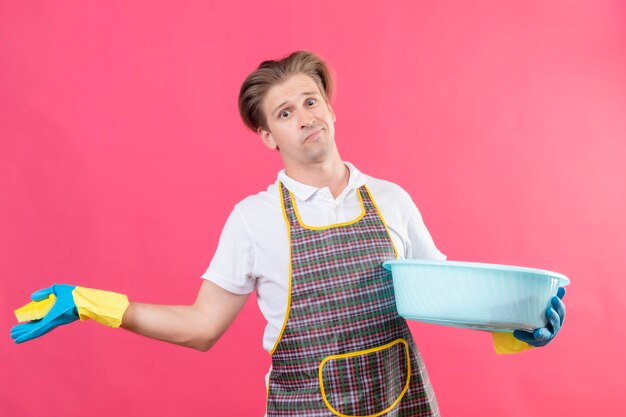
[200,206,256,294]
[402,190,447,261]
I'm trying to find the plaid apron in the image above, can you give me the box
[266,182,439,417]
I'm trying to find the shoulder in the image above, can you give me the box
[364,174,413,208]
[232,181,284,231]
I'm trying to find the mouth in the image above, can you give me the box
[304,127,325,142]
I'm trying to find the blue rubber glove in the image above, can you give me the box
[10,284,79,344]
[513,287,566,347]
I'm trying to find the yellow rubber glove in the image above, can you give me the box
[72,286,129,328]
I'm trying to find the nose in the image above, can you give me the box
[299,109,316,129]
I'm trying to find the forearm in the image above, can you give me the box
[120,281,250,352]
[121,302,217,351]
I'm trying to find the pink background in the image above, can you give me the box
[2,1,625,415]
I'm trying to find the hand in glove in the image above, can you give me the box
[513,287,566,347]
[11,284,129,344]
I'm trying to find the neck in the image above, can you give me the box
[284,156,349,198]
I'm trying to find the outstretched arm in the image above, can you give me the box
[121,280,249,351]
[12,280,249,352]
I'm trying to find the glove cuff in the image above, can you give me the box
[72,286,129,328]
[492,332,533,354]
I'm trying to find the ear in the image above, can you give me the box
[327,103,337,122]
[258,127,277,150]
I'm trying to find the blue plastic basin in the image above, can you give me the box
[383,260,570,332]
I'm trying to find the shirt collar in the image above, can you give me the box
[277,161,368,201]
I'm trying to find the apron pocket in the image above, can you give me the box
[319,338,411,417]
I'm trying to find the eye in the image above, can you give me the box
[279,110,291,119]
[306,98,317,106]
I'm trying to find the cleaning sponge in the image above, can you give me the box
[14,294,56,322]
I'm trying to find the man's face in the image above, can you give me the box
[258,73,337,171]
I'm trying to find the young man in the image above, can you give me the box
[12,51,565,416]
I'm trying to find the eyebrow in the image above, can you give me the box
[272,91,319,116]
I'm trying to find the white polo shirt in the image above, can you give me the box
[202,162,446,353]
